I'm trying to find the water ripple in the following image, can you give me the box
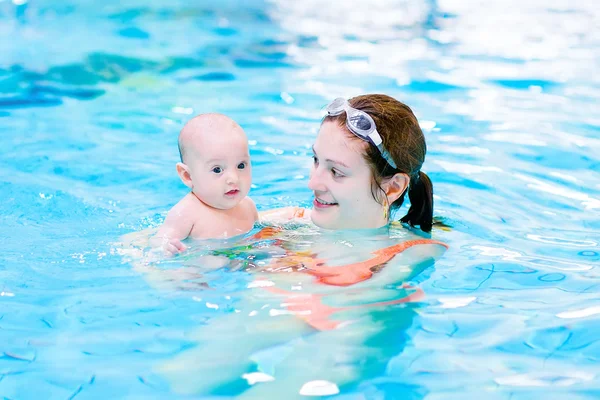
[0,0,599,398]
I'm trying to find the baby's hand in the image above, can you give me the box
[162,238,187,256]
[150,235,187,257]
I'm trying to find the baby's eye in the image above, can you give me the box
[237,162,246,170]
[212,166,223,174]
[312,155,318,165]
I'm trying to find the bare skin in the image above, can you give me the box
[151,113,258,254]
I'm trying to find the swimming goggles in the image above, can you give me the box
[326,98,397,169]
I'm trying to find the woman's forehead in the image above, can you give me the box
[314,121,366,166]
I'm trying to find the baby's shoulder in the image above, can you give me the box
[238,196,259,220]
[169,193,208,216]
[239,196,257,208]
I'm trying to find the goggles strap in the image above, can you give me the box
[326,98,397,170]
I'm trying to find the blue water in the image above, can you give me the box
[1,0,600,398]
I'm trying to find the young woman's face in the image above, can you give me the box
[308,121,387,230]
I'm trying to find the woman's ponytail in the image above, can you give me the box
[400,171,433,232]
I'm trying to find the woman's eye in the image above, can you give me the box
[237,162,246,170]
[212,166,222,174]
[331,169,344,178]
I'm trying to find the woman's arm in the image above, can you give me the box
[258,206,311,224]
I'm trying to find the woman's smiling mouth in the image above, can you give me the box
[313,197,338,208]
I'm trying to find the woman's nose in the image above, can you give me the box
[308,167,326,192]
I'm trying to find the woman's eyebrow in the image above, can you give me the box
[312,146,350,168]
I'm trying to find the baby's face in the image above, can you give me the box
[186,130,252,210]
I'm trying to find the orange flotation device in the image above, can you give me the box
[304,239,448,286]
[249,226,448,330]
[252,225,447,286]
[261,283,426,331]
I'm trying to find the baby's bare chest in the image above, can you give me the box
[188,207,255,239]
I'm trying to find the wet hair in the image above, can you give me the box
[323,94,433,232]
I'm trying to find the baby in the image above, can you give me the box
[151,113,258,255]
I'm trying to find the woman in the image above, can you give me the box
[263,94,434,232]
[153,94,447,398]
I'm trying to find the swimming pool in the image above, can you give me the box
[1,0,599,398]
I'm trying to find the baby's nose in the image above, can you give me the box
[226,171,238,184]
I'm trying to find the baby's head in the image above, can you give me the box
[176,113,251,210]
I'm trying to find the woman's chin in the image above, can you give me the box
[310,209,338,230]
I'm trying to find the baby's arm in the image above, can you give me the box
[150,198,194,255]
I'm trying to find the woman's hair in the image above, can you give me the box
[323,94,433,232]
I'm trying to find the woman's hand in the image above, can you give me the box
[259,206,310,225]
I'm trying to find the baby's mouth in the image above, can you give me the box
[225,189,240,196]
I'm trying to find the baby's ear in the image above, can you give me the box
[176,162,193,188]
